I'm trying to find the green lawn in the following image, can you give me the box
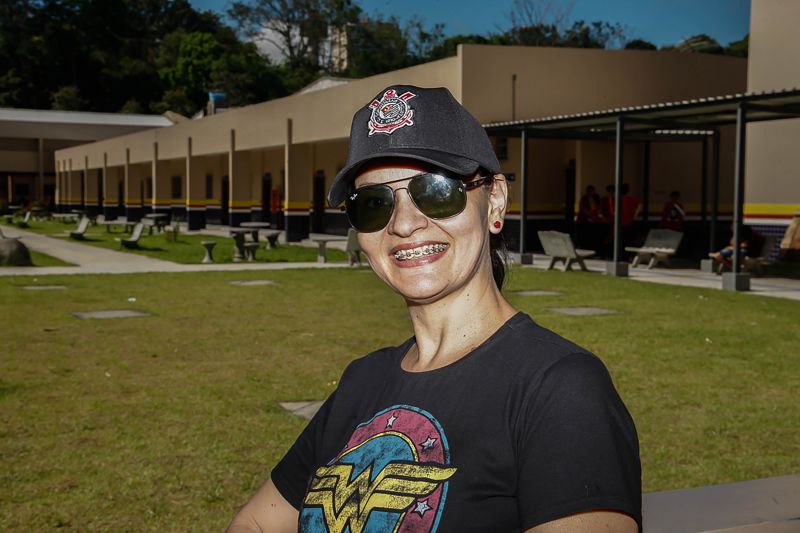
[1,268,798,531]
[18,220,347,264]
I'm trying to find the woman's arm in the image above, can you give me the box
[526,511,638,533]
[226,478,299,533]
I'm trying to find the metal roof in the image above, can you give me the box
[0,107,174,127]
[484,87,800,135]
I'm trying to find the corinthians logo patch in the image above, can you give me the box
[300,405,456,533]
[367,89,417,136]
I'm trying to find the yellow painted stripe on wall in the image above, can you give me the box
[744,203,800,217]
[284,201,312,210]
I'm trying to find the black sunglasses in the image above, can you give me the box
[345,171,493,233]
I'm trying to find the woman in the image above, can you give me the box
[227,85,641,533]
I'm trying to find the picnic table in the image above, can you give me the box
[310,234,347,263]
[229,227,252,262]
[52,213,79,223]
[143,213,168,234]
[239,221,271,243]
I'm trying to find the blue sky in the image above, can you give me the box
[190,0,750,48]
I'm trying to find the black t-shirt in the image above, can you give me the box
[272,312,641,532]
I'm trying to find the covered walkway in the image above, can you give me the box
[487,88,800,292]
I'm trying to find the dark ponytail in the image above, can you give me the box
[490,230,509,290]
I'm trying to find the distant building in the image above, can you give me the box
[52,43,747,249]
[0,109,175,208]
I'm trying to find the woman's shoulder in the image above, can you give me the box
[499,312,600,372]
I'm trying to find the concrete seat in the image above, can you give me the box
[244,241,259,261]
[68,216,90,240]
[115,222,144,249]
[625,229,683,269]
[537,230,595,271]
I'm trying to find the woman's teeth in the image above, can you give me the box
[394,244,448,261]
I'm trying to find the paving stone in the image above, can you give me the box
[229,279,278,286]
[279,401,324,420]
[548,307,619,316]
[72,309,151,319]
[514,290,563,296]
[21,285,67,290]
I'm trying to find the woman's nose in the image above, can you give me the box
[387,189,428,237]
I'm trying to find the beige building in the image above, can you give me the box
[745,0,800,225]
[0,109,174,209]
[53,45,746,245]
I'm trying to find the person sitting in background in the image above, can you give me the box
[711,225,763,273]
[660,191,685,231]
[576,185,600,249]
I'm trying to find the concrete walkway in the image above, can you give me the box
[0,225,350,276]
[513,253,800,302]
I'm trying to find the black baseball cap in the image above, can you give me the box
[327,85,502,207]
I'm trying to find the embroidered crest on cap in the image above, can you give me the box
[367,89,416,136]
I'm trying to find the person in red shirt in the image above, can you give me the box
[613,183,642,250]
[660,190,685,231]
[576,185,600,250]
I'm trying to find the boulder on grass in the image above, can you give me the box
[0,238,33,266]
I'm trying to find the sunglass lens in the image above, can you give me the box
[346,186,394,232]
[408,173,466,219]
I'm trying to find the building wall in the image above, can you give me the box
[745,0,800,224]
[53,45,748,241]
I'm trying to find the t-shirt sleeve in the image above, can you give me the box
[270,390,337,510]
[516,352,642,531]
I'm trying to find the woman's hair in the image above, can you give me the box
[480,170,508,290]
[490,231,509,290]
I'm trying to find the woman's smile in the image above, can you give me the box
[389,241,450,267]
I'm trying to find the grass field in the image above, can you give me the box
[1,267,798,531]
[18,220,347,264]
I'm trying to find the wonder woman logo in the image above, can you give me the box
[300,406,456,533]
[305,460,456,533]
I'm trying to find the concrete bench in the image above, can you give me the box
[642,475,800,533]
[310,234,346,263]
[537,230,595,271]
[262,230,281,249]
[244,241,259,261]
[625,229,683,269]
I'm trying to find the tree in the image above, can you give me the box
[671,34,724,54]
[345,16,409,78]
[625,39,657,51]
[726,34,748,57]
[51,86,86,111]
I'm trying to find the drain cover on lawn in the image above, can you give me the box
[514,290,562,296]
[21,285,67,290]
[548,307,618,316]
[72,309,151,319]
[229,280,278,286]
[279,401,324,420]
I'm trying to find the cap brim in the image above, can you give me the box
[328,148,491,207]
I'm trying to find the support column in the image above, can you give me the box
[519,128,529,260]
[186,137,206,230]
[284,119,311,242]
[54,161,60,211]
[37,138,45,203]
[642,141,650,223]
[228,129,252,226]
[607,116,628,277]
[710,131,721,254]
[85,156,100,216]
[67,159,75,211]
[101,153,115,219]
[151,142,171,218]
[723,104,750,291]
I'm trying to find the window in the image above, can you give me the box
[171,175,182,199]
[205,174,213,199]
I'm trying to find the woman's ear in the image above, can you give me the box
[487,174,508,234]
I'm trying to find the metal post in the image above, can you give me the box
[710,131,720,255]
[607,116,628,276]
[642,141,651,224]
[723,104,750,291]
[700,137,708,226]
[519,128,528,256]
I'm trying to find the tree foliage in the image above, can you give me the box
[0,0,748,114]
